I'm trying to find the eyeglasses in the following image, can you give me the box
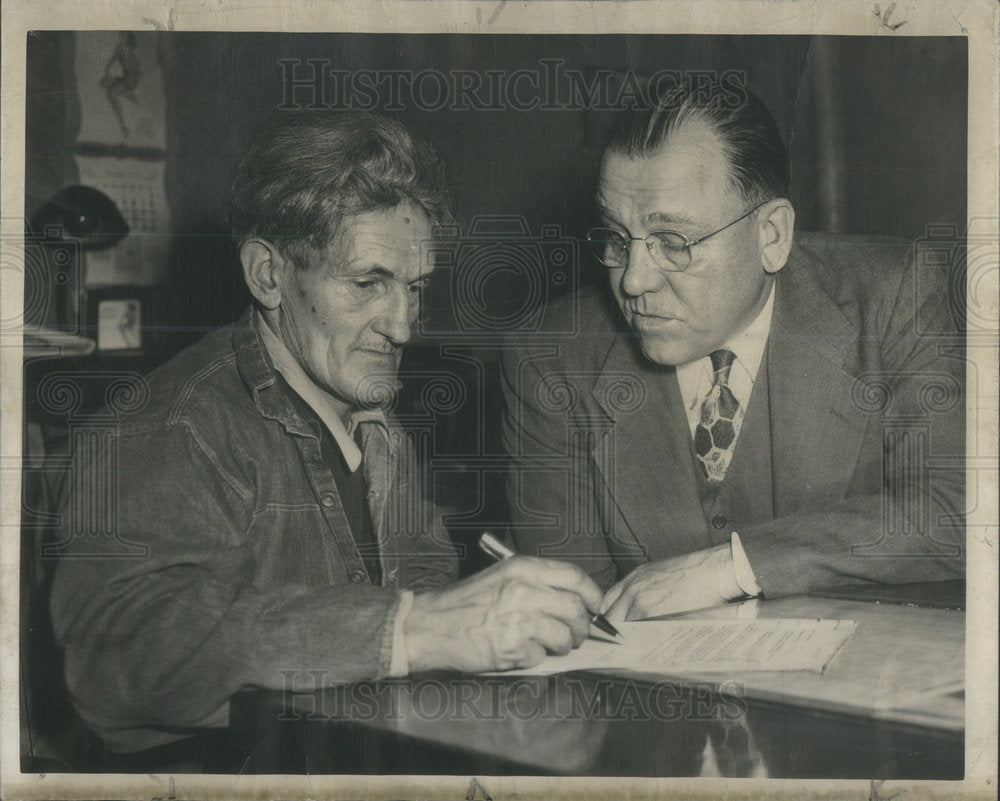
[586,201,767,272]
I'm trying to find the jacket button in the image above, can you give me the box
[321,494,336,508]
[712,515,728,529]
[350,571,365,584]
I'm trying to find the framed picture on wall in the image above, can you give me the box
[86,286,145,351]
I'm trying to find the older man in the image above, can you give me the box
[502,84,964,621]
[50,111,602,753]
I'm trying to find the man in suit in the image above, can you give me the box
[502,84,964,622]
[50,111,603,755]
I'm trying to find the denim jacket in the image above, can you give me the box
[49,308,458,752]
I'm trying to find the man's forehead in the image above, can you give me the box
[327,203,433,274]
[343,203,431,241]
[598,122,734,213]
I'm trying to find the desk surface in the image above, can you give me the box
[227,592,964,778]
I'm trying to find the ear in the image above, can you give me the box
[757,199,795,275]
[240,238,285,310]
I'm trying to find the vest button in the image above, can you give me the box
[712,515,728,529]
[321,494,336,508]
[350,571,365,584]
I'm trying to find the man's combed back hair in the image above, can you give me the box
[227,110,452,269]
[605,82,790,205]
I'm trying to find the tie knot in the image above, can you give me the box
[710,349,737,385]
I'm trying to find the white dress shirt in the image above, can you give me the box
[675,285,774,436]
[673,285,776,598]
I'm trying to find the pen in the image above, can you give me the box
[478,531,622,639]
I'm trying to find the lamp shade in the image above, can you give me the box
[29,185,129,250]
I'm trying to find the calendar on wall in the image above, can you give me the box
[75,155,170,287]
[72,30,171,288]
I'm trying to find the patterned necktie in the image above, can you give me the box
[694,349,744,484]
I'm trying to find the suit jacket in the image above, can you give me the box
[501,233,965,597]
[49,308,457,751]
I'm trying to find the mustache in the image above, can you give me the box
[621,293,680,318]
[624,297,653,317]
[359,342,402,355]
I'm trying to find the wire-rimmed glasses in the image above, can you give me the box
[586,201,767,272]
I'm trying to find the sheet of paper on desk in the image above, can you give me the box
[507,618,857,676]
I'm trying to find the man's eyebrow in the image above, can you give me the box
[341,263,396,278]
[340,263,433,284]
[646,210,698,228]
[595,205,699,229]
[595,204,622,224]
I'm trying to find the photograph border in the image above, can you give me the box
[2,2,997,800]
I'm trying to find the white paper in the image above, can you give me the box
[501,618,857,676]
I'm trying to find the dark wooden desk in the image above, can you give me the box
[225,591,964,779]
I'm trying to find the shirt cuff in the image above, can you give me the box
[730,532,762,597]
[387,590,414,678]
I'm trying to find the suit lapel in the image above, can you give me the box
[767,255,869,515]
[591,333,710,561]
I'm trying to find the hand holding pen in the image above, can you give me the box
[479,532,621,640]
[404,532,613,673]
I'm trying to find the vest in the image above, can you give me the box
[691,344,775,546]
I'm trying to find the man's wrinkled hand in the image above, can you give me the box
[405,556,603,673]
[601,544,738,622]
